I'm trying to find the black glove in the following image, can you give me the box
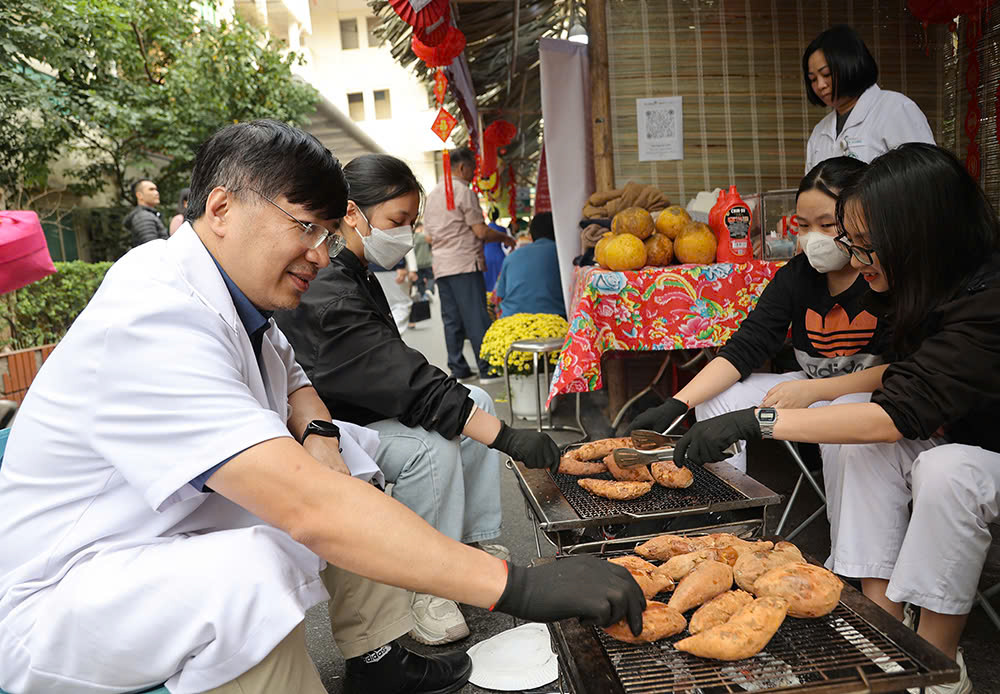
[673,407,760,468]
[627,397,689,434]
[490,421,561,473]
[493,557,647,636]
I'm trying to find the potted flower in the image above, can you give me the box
[479,313,569,419]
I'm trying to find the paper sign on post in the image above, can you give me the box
[636,96,683,162]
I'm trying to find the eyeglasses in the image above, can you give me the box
[834,232,876,266]
[249,189,346,258]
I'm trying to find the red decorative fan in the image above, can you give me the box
[387,0,449,32]
[908,0,993,24]
[412,26,466,67]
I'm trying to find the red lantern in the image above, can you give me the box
[476,120,517,192]
[411,26,466,67]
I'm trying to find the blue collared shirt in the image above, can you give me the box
[190,256,273,491]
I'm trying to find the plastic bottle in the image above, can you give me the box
[716,185,753,263]
[708,188,729,238]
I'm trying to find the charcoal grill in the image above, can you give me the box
[543,541,959,694]
[510,459,781,554]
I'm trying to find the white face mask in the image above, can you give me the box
[357,207,413,268]
[799,231,849,273]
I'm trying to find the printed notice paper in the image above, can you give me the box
[637,96,683,162]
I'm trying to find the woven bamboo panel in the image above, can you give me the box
[605,0,949,203]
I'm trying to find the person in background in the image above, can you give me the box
[169,187,190,236]
[369,256,414,335]
[123,177,168,247]
[628,157,885,473]
[424,147,514,383]
[673,144,999,694]
[411,221,435,299]
[494,212,566,319]
[275,153,564,649]
[803,24,934,172]
[483,207,511,293]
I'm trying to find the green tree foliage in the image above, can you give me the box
[0,0,319,208]
[0,261,113,350]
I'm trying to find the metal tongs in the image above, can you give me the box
[613,411,688,468]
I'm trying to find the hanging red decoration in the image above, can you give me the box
[963,17,983,180]
[908,0,961,25]
[476,120,517,192]
[387,0,450,34]
[431,108,457,143]
[443,150,455,211]
[412,7,451,47]
[412,26,466,67]
[433,69,448,106]
[507,165,517,221]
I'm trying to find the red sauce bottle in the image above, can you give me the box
[716,185,752,263]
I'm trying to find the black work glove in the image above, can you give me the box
[493,557,647,636]
[673,407,760,468]
[490,421,561,473]
[627,397,689,434]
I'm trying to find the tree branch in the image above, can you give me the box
[130,22,164,85]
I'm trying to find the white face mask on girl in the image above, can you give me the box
[799,231,849,273]
[357,207,413,268]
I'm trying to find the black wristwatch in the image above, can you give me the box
[300,420,341,444]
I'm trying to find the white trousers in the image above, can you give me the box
[374,271,413,335]
[824,406,1000,614]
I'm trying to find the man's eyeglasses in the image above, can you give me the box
[834,232,877,266]
[250,189,345,258]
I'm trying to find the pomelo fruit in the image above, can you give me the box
[644,233,674,266]
[655,206,692,240]
[674,222,718,264]
[604,233,648,271]
[611,207,654,240]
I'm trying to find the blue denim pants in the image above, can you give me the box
[436,272,492,378]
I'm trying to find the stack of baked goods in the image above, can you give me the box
[558,437,693,499]
[599,533,844,661]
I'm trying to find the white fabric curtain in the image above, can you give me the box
[539,38,594,317]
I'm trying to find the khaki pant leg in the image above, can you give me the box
[200,623,326,694]
[322,563,415,659]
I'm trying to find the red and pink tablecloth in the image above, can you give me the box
[547,261,783,405]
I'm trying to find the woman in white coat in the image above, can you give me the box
[803,25,935,172]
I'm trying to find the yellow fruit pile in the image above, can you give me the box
[596,207,718,270]
[479,313,569,377]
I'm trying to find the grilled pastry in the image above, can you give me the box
[689,589,755,634]
[565,437,634,461]
[650,460,694,488]
[663,547,739,581]
[734,542,805,592]
[577,479,653,500]
[602,601,687,644]
[675,596,788,660]
[604,453,654,482]
[753,563,842,617]
[557,457,608,475]
[667,560,734,613]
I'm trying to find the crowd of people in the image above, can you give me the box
[0,20,995,694]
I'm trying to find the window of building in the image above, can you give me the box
[340,18,359,50]
[347,92,365,121]
[366,17,382,47]
[373,89,392,120]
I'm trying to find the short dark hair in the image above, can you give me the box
[529,212,555,242]
[343,154,423,216]
[176,187,191,216]
[797,156,867,201]
[449,147,476,169]
[187,120,349,222]
[836,143,1000,355]
[802,25,878,107]
[131,178,154,203]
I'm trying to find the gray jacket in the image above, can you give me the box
[124,205,168,247]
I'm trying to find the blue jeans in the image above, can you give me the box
[436,271,492,378]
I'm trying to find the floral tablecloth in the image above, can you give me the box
[547,261,783,405]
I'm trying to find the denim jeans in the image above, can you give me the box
[436,272,492,378]
[413,267,435,296]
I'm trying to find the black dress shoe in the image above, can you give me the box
[344,640,472,694]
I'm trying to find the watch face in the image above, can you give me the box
[758,409,777,423]
[306,420,340,438]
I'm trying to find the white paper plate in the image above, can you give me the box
[466,622,559,691]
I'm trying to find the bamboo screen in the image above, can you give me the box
[605,0,952,204]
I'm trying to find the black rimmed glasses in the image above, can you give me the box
[250,189,346,258]
[834,232,877,266]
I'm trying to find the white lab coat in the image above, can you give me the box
[0,225,375,693]
[805,84,935,173]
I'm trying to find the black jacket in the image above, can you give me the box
[275,249,475,438]
[124,205,168,247]
[873,253,1000,453]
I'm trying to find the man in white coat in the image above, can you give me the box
[0,120,644,694]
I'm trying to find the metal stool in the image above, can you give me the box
[503,337,585,437]
[774,440,827,541]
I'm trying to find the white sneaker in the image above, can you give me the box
[473,542,511,562]
[911,648,973,694]
[409,594,470,646]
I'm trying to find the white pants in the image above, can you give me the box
[824,414,1000,614]
[374,271,413,335]
[367,385,502,543]
[695,371,818,472]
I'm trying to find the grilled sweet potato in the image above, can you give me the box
[674,596,789,660]
[604,453,654,482]
[689,589,755,634]
[667,560,734,613]
[705,533,774,556]
[753,563,842,617]
[663,547,738,581]
[650,460,694,488]
[566,437,634,461]
[608,556,674,598]
[557,457,608,475]
[734,541,805,592]
[635,534,711,561]
[602,601,687,644]
[577,479,653,500]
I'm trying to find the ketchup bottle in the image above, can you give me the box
[709,188,728,239]
[716,185,753,263]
